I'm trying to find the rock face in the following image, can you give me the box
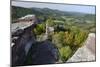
[11,14,37,34]
[11,15,59,66]
[25,40,59,65]
[11,15,38,66]
[67,33,96,62]
[12,24,36,66]
[12,36,59,66]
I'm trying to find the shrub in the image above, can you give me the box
[74,30,88,47]
[52,31,65,48]
[33,24,45,35]
[46,17,55,27]
[59,46,72,62]
[64,32,74,46]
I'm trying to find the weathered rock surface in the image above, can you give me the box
[67,33,96,62]
[25,40,59,65]
[11,15,59,66]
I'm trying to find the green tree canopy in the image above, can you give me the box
[59,46,72,62]
[33,24,45,35]
[46,17,55,27]
[52,31,65,48]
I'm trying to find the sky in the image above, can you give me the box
[12,1,95,14]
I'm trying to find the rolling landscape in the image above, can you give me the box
[11,1,96,66]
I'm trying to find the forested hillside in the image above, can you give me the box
[11,6,95,22]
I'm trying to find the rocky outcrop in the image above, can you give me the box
[12,31,59,66]
[11,15,59,66]
[25,40,59,65]
[12,24,36,66]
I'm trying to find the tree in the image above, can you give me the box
[59,46,72,62]
[46,17,55,27]
[33,24,45,35]
[64,32,74,46]
[74,30,88,47]
[52,31,65,48]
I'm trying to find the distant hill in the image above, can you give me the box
[11,6,96,22]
